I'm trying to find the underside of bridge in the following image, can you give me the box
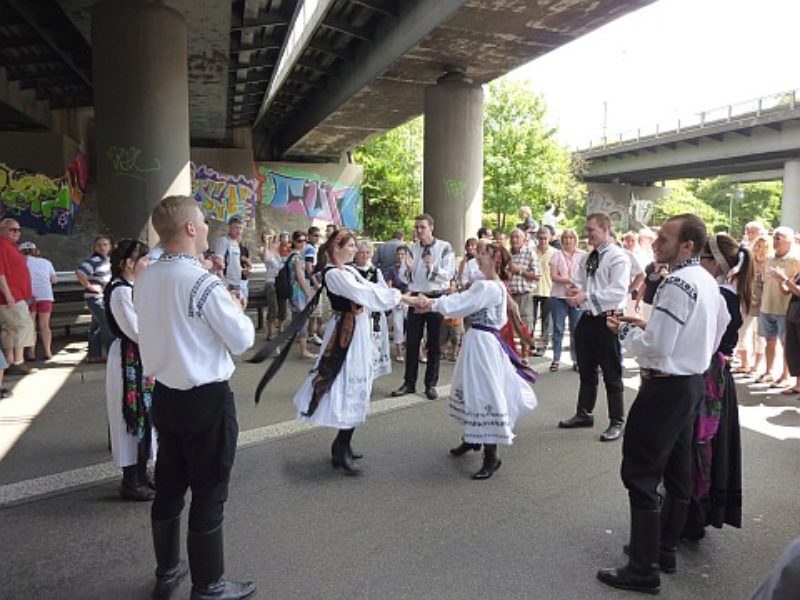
[1,0,654,160]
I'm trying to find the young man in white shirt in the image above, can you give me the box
[135,196,256,600]
[598,214,729,594]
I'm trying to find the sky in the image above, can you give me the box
[510,0,800,149]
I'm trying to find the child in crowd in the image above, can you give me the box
[440,280,464,361]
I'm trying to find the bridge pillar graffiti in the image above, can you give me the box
[423,68,484,253]
[586,183,668,230]
[92,0,191,243]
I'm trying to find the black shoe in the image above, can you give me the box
[424,387,438,400]
[472,458,502,480]
[187,526,256,600]
[449,442,481,456]
[120,466,155,501]
[391,384,415,397]
[331,441,360,476]
[623,544,676,575]
[597,565,660,594]
[558,413,594,428]
[190,580,256,600]
[600,420,624,442]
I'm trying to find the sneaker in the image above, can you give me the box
[301,351,318,360]
[6,363,35,376]
[309,334,324,345]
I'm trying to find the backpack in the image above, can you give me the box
[275,253,297,300]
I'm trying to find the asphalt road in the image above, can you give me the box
[1,337,799,600]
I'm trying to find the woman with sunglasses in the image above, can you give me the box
[103,239,156,501]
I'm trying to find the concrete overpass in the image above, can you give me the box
[577,90,800,228]
[0,0,655,253]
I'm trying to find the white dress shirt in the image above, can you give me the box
[619,259,730,375]
[134,253,255,390]
[408,238,455,294]
[573,241,631,315]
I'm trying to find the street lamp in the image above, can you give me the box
[726,188,745,233]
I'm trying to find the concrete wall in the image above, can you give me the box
[585,182,669,230]
[0,131,78,175]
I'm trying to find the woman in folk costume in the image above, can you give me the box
[683,232,748,541]
[103,239,157,501]
[407,241,538,480]
[293,230,402,475]
[351,239,392,378]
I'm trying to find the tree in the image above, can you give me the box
[483,77,583,231]
[649,180,727,231]
[353,117,423,239]
[687,178,782,236]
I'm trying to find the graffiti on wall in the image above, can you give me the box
[257,166,362,230]
[190,163,259,228]
[0,154,87,234]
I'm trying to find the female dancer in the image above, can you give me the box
[292,230,401,475]
[352,240,392,378]
[682,232,749,542]
[408,241,538,480]
[103,239,156,501]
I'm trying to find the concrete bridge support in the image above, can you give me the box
[92,0,191,244]
[782,158,800,230]
[423,69,483,253]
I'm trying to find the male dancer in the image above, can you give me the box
[558,212,630,441]
[597,214,729,593]
[135,196,256,600]
[391,213,454,400]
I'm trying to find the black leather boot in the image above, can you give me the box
[659,496,689,574]
[187,525,256,600]
[472,444,502,480]
[152,517,188,598]
[331,429,359,475]
[558,407,594,428]
[600,418,625,442]
[120,465,155,501]
[559,384,596,428]
[139,459,156,491]
[598,508,661,594]
[450,440,482,456]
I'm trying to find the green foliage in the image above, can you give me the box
[649,178,782,235]
[354,117,423,239]
[483,78,584,231]
[649,181,727,231]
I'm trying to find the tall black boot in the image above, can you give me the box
[659,496,689,574]
[187,525,256,600]
[597,508,661,594]
[559,384,596,428]
[472,444,502,480]
[120,465,155,501]
[331,429,359,475]
[152,517,188,598]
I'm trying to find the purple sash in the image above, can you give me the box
[471,324,538,384]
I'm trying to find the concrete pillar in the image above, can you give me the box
[782,158,800,230]
[423,68,483,253]
[92,0,191,244]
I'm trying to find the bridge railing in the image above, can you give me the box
[581,88,800,152]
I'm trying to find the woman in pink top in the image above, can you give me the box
[549,229,586,372]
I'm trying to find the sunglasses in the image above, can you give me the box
[7,227,21,232]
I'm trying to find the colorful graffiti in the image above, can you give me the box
[190,163,259,228]
[257,166,362,229]
[0,154,86,234]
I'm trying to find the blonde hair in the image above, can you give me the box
[561,228,578,242]
[151,195,200,244]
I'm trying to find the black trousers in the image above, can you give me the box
[532,295,552,346]
[404,306,443,389]
[622,375,703,510]
[150,380,238,532]
[574,313,624,419]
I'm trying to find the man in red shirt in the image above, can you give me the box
[0,218,35,375]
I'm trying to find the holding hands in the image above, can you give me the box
[402,293,432,313]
